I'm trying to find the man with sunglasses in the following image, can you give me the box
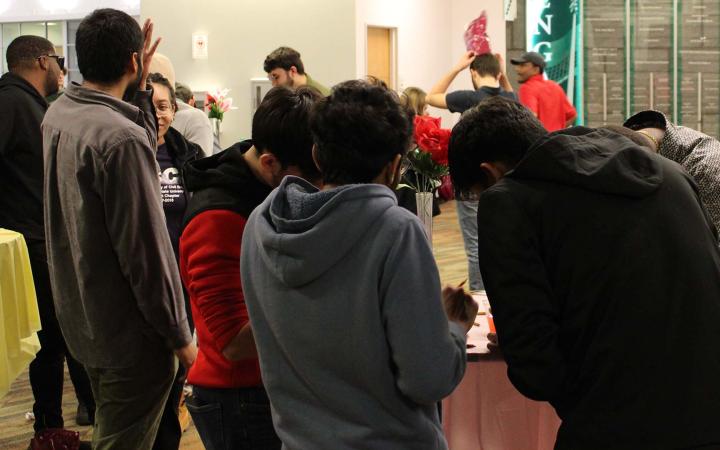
[0,36,96,446]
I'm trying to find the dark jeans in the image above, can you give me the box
[186,385,280,450]
[27,241,95,432]
[152,288,193,450]
[151,365,185,450]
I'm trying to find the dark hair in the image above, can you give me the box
[76,8,143,83]
[252,85,322,181]
[263,47,305,74]
[310,80,413,185]
[147,73,177,110]
[601,125,654,150]
[6,35,54,72]
[470,53,501,78]
[174,82,193,104]
[449,96,545,192]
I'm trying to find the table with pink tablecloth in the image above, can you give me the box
[442,292,561,450]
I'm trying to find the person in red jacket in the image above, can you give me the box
[179,85,323,449]
[511,52,576,132]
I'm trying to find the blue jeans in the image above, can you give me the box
[186,385,280,450]
[456,200,484,290]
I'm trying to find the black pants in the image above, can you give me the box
[27,241,95,432]
[186,385,280,450]
[152,288,193,450]
[151,364,186,450]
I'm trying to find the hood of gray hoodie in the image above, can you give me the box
[251,176,398,287]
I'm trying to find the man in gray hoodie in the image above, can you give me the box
[240,80,477,449]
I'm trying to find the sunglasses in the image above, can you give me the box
[38,54,65,69]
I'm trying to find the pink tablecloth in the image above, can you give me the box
[442,359,561,450]
[442,292,561,450]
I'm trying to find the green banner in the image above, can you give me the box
[526,0,582,120]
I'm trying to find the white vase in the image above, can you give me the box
[415,191,433,246]
[210,118,221,137]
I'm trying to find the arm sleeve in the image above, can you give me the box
[0,98,16,155]
[476,188,567,402]
[180,210,248,351]
[131,89,158,151]
[678,135,720,233]
[563,95,577,122]
[445,91,473,114]
[101,135,191,350]
[380,216,467,405]
[519,85,539,115]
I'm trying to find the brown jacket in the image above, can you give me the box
[42,83,191,368]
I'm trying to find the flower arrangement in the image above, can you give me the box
[400,115,451,193]
[205,88,234,122]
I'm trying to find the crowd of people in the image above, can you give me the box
[2,6,720,450]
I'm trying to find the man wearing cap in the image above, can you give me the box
[511,51,576,132]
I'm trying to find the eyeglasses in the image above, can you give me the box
[38,55,65,69]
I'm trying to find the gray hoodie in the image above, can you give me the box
[241,176,467,450]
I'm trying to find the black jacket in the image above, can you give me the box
[477,127,720,449]
[0,72,48,243]
[164,126,201,174]
[181,140,271,231]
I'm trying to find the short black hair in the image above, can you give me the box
[76,8,143,83]
[252,85,322,181]
[449,96,546,192]
[470,53,501,78]
[147,73,177,110]
[311,80,413,185]
[174,82,193,104]
[263,47,305,74]
[6,35,54,72]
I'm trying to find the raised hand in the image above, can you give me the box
[139,18,161,90]
[454,51,476,72]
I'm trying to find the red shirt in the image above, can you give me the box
[519,74,577,132]
[180,209,262,388]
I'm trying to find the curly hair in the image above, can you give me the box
[449,96,545,192]
[310,80,413,185]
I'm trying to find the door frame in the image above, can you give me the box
[365,24,398,90]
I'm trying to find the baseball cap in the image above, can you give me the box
[510,52,546,69]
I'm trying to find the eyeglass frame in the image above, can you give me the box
[37,54,65,70]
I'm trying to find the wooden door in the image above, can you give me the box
[367,26,393,87]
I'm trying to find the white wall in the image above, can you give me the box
[142,0,356,147]
[0,0,139,21]
[355,0,506,128]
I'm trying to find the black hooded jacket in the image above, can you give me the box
[181,140,271,230]
[477,127,720,449]
[0,72,48,243]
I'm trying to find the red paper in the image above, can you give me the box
[464,11,491,55]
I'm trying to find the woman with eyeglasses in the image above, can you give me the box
[146,72,200,450]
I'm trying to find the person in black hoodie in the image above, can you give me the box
[448,96,720,449]
[0,36,95,441]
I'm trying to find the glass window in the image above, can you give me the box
[20,22,46,38]
[67,20,81,45]
[47,22,63,47]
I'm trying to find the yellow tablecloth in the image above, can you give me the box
[0,228,41,400]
